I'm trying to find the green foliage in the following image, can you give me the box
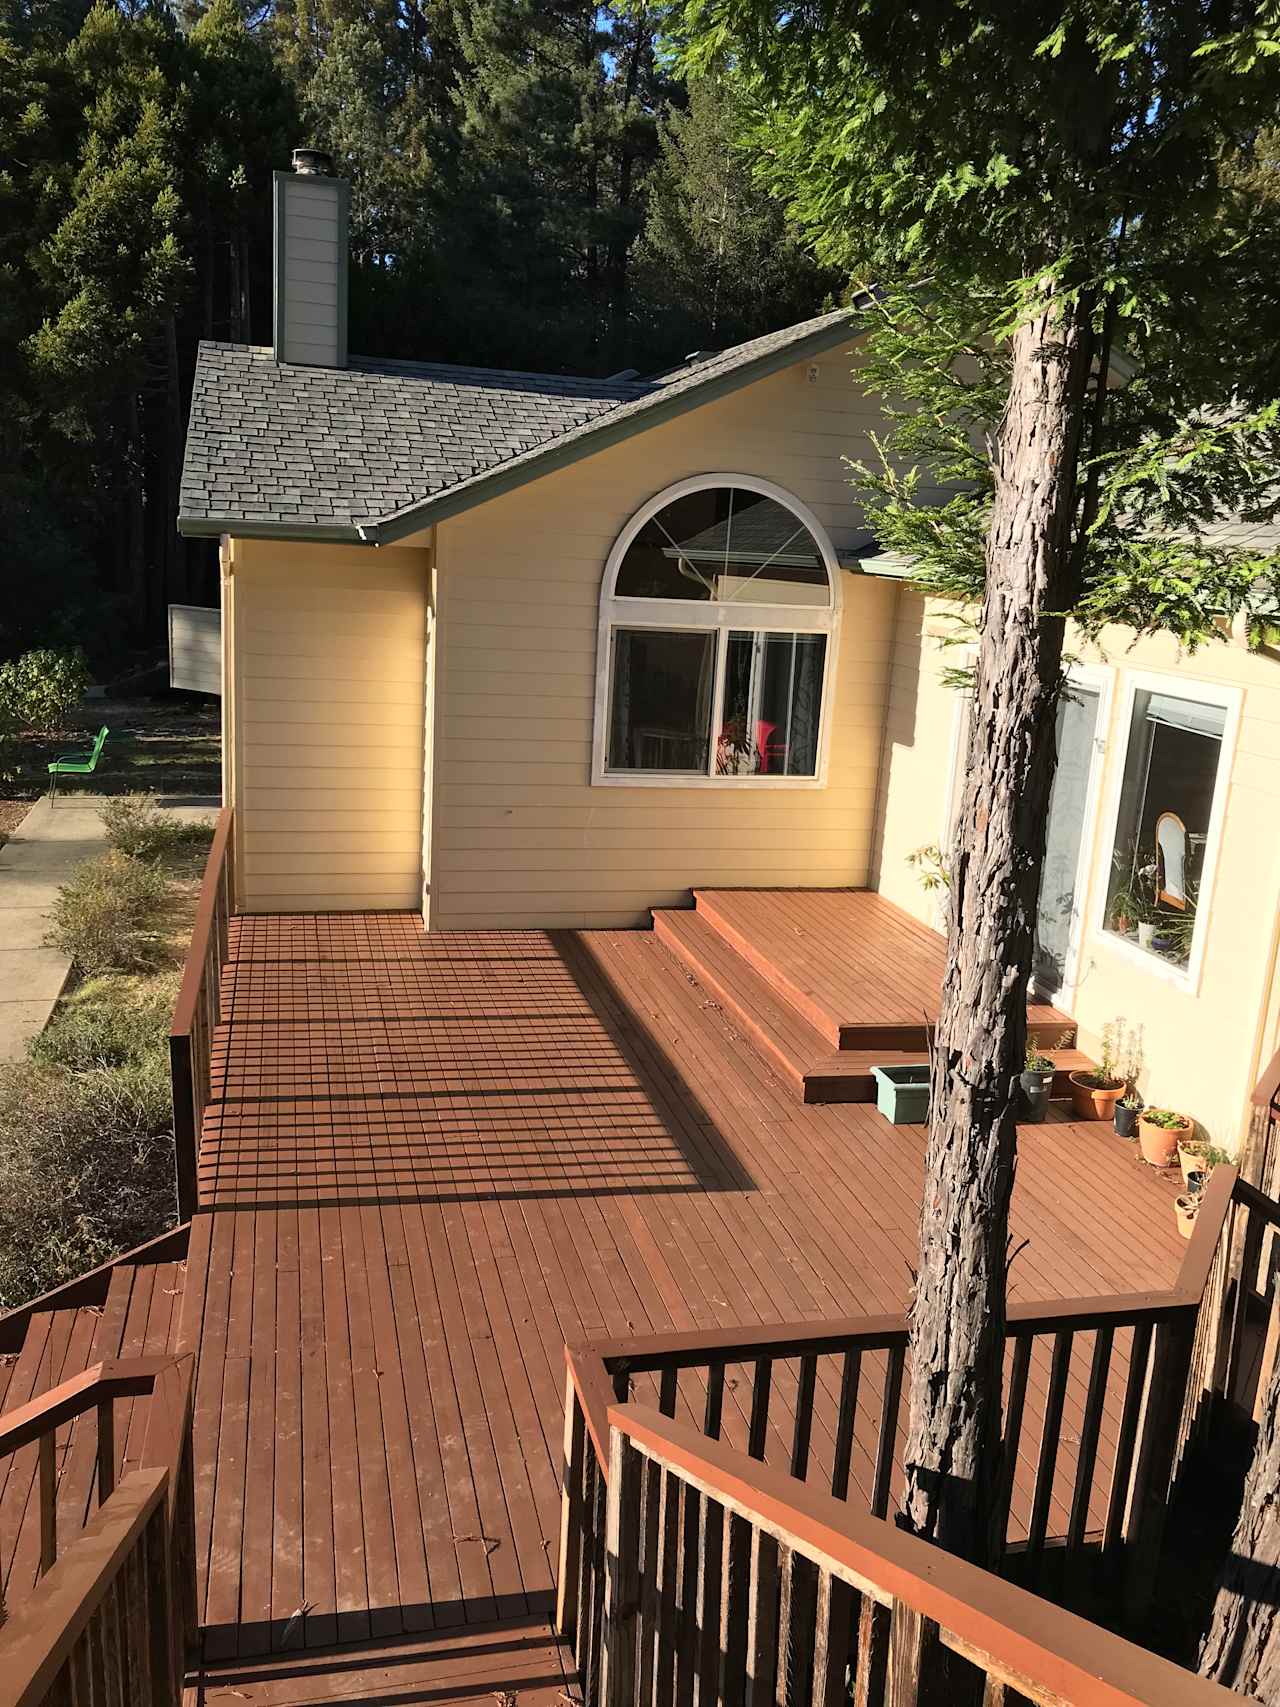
[99,792,211,860]
[633,76,835,354]
[0,1055,174,1308]
[30,972,178,1072]
[1142,1107,1192,1130]
[0,647,90,733]
[46,849,168,974]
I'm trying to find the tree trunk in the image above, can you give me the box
[899,295,1094,1566]
[1200,1353,1280,1693]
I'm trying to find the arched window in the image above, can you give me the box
[592,476,841,786]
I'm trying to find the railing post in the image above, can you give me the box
[600,1426,642,1707]
[169,1034,199,1222]
[557,1371,587,1641]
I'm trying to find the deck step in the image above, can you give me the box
[654,906,1092,1105]
[691,888,1077,1052]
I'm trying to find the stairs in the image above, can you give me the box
[651,890,1088,1106]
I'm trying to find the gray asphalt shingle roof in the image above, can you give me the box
[178,307,861,543]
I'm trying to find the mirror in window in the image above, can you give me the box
[1104,689,1226,969]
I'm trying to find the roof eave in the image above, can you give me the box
[177,514,370,545]
[371,312,868,545]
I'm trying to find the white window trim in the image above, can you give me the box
[1045,662,1115,1007]
[591,474,843,789]
[1087,668,1242,994]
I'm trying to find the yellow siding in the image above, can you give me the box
[227,537,429,911]
[873,593,1280,1151]
[428,353,899,930]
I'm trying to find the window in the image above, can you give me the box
[595,479,839,786]
[1101,682,1235,974]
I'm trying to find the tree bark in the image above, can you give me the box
[900,295,1094,1566]
[1200,1353,1280,1694]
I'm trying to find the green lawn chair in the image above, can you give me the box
[47,725,109,800]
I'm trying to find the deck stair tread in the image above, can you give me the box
[654,899,1088,1103]
[187,1615,579,1705]
[691,887,1076,1052]
[0,1257,186,1607]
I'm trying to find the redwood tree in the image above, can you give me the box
[673,0,1280,1576]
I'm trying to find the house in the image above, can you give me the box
[178,150,1280,1157]
[2,148,1278,1707]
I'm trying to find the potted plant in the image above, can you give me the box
[1137,1107,1192,1168]
[871,1063,930,1124]
[1068,1021,1126,1121]
[1115,1090,1143,1139]
[1174,1192,1200,1239]
[1019,1041,1056,1123]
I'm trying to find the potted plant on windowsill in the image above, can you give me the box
[1137,1107,1193,1169]
[1068,1020,1127,1121]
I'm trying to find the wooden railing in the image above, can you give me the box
[0,1355,196,1706]
[589,1403,1251,1707]
[561,1164,1280,1702]
[169,805,234,1220]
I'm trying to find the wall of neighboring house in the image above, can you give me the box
[224,536,429,911]
[871,590,1280,1152]
[426,353,900,931]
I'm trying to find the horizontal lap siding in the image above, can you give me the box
[230,538,428,911]
[873,593,1280,1150]
[429,355,898,929]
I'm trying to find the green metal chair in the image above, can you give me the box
[47,725,109,800]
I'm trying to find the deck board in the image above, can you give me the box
[180,903,1184,1659]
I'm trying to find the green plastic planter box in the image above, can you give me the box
[872,1064,930,1125]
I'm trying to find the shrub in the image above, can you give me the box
[99,794,199,861]
[46,851,168,974]
[0,1056,176,1309]
[30,972,179,1072]
[0,647,91,734]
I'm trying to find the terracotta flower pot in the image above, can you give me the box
[1069,1073,1124,1122]
[1174,1194,1200,1240]
[1138,1112,1190,1168]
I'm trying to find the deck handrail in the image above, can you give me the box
[169,804,234,1219]
[560,1163,1278,1689]
[0,1354,196,1706]
[597,1402,1254,1707]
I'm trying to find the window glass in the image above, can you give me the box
[717,633,827,776]
[607,629,715,773]
[1104,688,1227,968]
[615,487,829,606]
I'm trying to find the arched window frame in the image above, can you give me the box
[591,474,843,789]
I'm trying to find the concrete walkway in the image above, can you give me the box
[0,794,218,1064]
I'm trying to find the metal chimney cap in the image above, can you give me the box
[291,147,334,176]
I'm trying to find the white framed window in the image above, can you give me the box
[1091,671,1241,989]
[592,475,842,788]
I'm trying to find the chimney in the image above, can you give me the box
[273,147,349,367]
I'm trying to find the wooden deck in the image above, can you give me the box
[177,894,1184,1672]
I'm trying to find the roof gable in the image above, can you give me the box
[178,307,865,543]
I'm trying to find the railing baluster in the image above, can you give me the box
[746,1526,780,1705]
[1025,1330,1073,1578]
[831,1350,861,1501]
[39,1430,57,1575]
[696,1495,725,1703]
[1226,1203,1264,1411]
[637,1452,662,1707]
[790,1355,818,1481]
[602,1431,642,1707]
[703,1362,725,1440]
[1104,1320,1153,1565]
[722,1512,752,1699]
[556,1382,586,1642]
[655,1463,681,1705]
[659,1366,678,1418]
[871,1345,905,1519]
[993,1334,1032,1560]
[1066,1327,1113,1560]
[675,1479,700,1707]
[97,1397,116,1506]
[748,1359,772,1461]
[813,1571,856,1707]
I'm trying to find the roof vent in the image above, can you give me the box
[273,147,349,367]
